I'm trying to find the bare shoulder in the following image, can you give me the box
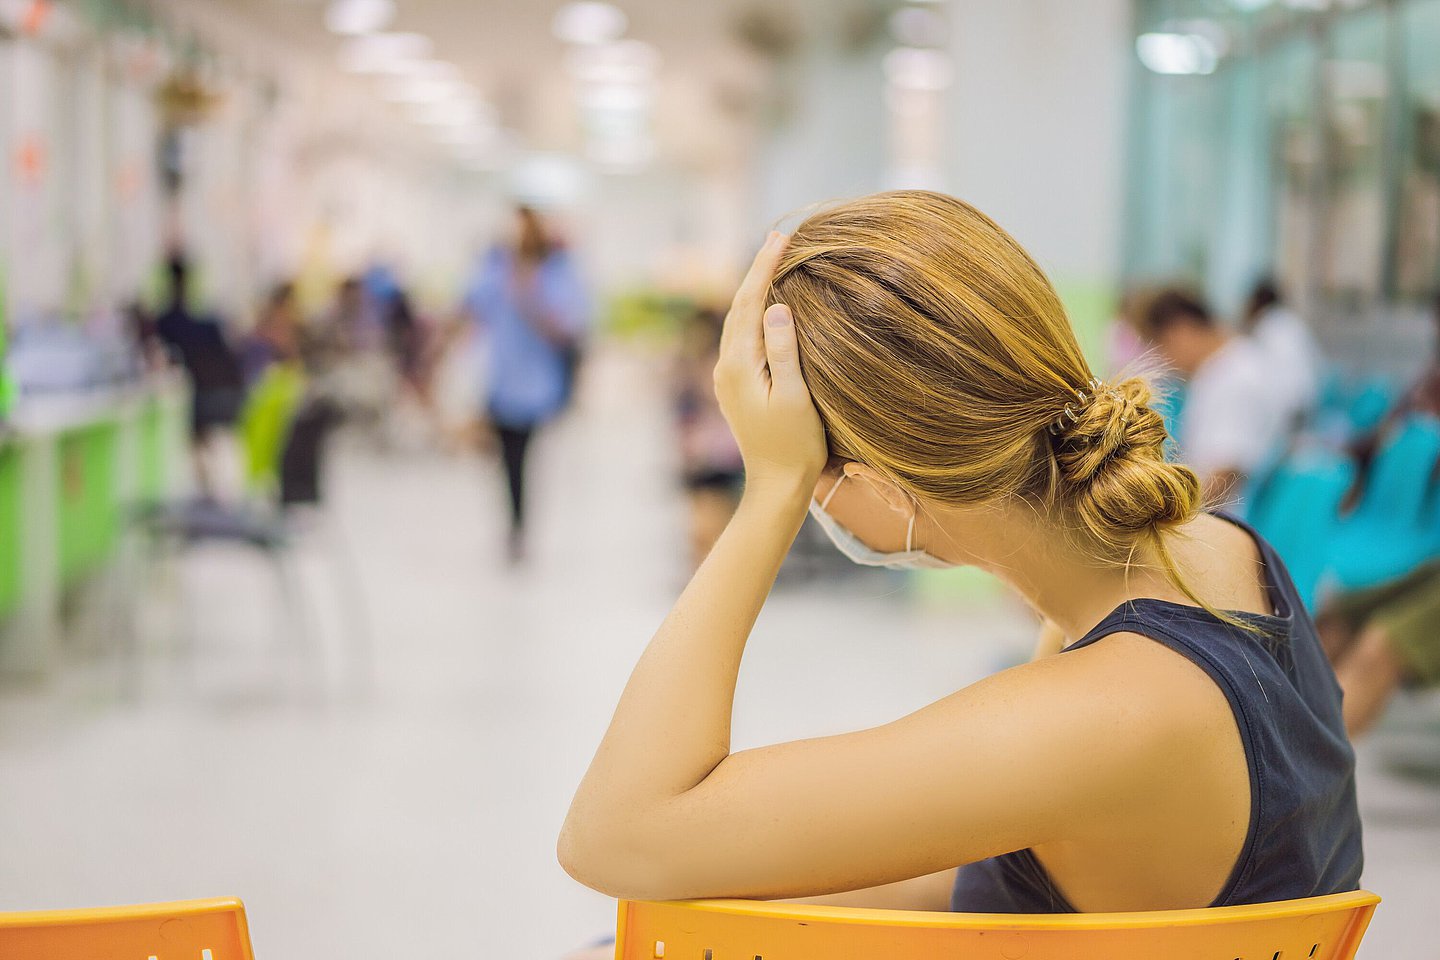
[1169,513,1272,616]
[1185,511,1265,561]
[1056,629,1237,722]
[930,629,1238,789]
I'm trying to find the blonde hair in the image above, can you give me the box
[769,190,1203,586]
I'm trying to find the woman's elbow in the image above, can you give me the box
[557,816,686,901]
[556,817,602,889]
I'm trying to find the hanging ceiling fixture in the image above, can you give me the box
[325,0,396,36]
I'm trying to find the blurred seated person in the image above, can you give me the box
[300,276,366,374]
[673,306,744,568]
[1347,291,1440,483]
[1136,288,1284,503]
[154,252,245,496]
[1319,561,1440,737]
[1319,293,1440,736]
[241,282,302,386]
[1241,277,1324,430]
[385,289,430,400]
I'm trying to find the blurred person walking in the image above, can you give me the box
[462,205,589,562]
[1136,288,1285,503]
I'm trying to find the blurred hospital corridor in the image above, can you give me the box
[0,347,1435,959]
[6,0,1440,956]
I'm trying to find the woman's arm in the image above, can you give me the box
[788,868,957,912]
[558,475,810,876]
[559,232,827,883]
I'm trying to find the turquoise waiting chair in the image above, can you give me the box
[1322,415,1440,595]
[1246,450,1356,611]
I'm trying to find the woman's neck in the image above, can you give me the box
[923,503,1177,643]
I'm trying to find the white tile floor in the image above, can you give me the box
[0,348,1434,959]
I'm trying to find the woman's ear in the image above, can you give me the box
[842,463,914,516]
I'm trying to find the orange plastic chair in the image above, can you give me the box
[616,891,1379,960]
[0,897,255,960]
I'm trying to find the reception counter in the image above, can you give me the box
[0,375,189,677]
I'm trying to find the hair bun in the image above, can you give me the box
[1051,377,1199,541]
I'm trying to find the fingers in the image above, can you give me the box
[720,231,789,356]
[735,231,789,311]
[762,303,804,395]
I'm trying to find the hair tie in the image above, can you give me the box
[1049,379,1126,436]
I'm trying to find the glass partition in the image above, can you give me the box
[1126,0,1440,356]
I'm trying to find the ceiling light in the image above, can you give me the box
[390,59,462,82]
[552,2,628,45]
[325,0,395,35]
[578,83,652,113]
[1135,33,1219,75]
[338,33,433,73]
[383,75,474,104]
[438,125,493,146]
[564,39,659,85]
[511,153,588,207]
[410,99,497,128]
[587,137,654,170]
[883,47,952,90]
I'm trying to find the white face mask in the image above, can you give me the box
[808,473,954,570]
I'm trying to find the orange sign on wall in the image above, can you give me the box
[19,0,51,37]
[15,133,47,188]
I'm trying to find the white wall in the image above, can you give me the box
[946,0,1131,287]
[738,0,1131,298]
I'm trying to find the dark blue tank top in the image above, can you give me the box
[951,513,1363,913]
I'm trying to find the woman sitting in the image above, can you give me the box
[559,191,1362,919]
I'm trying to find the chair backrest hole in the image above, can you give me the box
[1273,952,1283,960]
[1310,945,1319,958]
[704,950,713,960]
[652,940,665,958]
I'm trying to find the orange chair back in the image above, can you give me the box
[617,891,1379,960]
[0,897,255,960]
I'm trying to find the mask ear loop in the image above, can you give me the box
[905,512,916,552]
[819,473,845,510]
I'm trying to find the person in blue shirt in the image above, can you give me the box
[463,206,589,562]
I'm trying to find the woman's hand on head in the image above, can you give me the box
[714,232,828,501]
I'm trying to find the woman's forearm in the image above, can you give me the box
[560,482,809,854]
[787,868,957,912]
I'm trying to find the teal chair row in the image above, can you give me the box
[1321,415,1440,595]
[1247,415,1440,610]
